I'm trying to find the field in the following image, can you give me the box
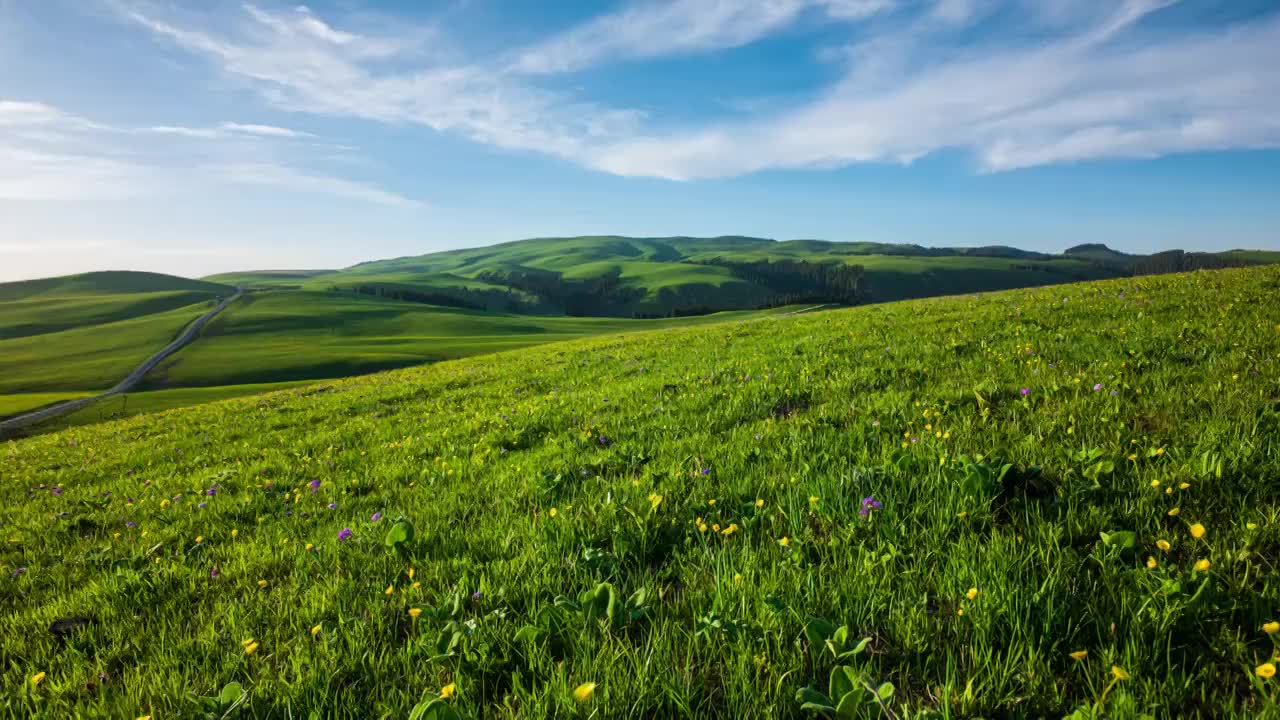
[4,266,1279,718]
[143,291,796,388]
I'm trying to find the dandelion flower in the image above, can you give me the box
[548,508,557,518]
[1146,556,1158,569]
[756,499,765,508]
[1069,650,1088,661]
[1168,507,1181,517]
[258,580,269,588]
[1156,540,1171,552]
[1259,663,1277,679]
[408,607,422,619]
[385,585,394,596]
[573,682,597,702]
[440,682,456,699]
[1264,621,1279,635]
[1111,666,1130,681]
[1179,482,1190,490]
[1149,480,1160,488]
[244,642,259,655]
[195,536,203,544]
[966,587,979,600]
[231,528,238,538]
[778,536,790,548]
[305,543,314,552]
[31,671,46,686]
[647,494,663,509]
[1194,558,1211,572]
[311,624,322,637]
[1190,523,1206,539]
[808,495,819,505]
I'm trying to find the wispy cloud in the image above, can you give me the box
[586,1,1280,178]
[115,0,1280,180]
[208,162,420,208]
[0,97,414,206]
[511,0,894,74]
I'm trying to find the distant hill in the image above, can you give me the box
[0,270,233,302]
[0,271,235,340]
[207,236,1274,318]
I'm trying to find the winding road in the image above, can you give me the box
[0,289,243,436]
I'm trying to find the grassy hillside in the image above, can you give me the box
[144,290,796,388]
[0,270,233,301]
[217,236,1274,318]
[5,266,1278,717]
[0,302,214,394]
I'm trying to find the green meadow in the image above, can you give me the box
[4,266,1279,718]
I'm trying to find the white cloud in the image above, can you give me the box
[207,162,420,208]
[117,0,1280,180]
[0,97,414,207]
[512,0,894,74]
[585,1,1280,178]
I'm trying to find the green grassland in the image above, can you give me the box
[0,392,94,420]
[145,290,796,388]
[28,381,322,433]
[4,266,1279,718]
[0,302,217,395]
[220,236,1127,315]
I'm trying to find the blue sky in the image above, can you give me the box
[1,0,1278,281]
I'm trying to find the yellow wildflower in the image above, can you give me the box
[1156,540,1171,552]
[258,580,269,588]
[409,607,422,619]
[548,507,557,518]
[1069,650,1088,661]
[966,587,979,600]
[244,642,259,655]
[1146,556,1158,569]
[1167,507,1180,517]
[1194,558,1211,572]
[808,495,819,505]
[1258,663,1276,679]
[305,543,314,552]
[778,536,790,548]
[1190,523,1205,539]
[231,528,238,538]
[440,682,456,699]
[31,671,46,686]
[1111,666,1130,681]
[385,585,394,596]
[756,499,765,508]
[1264,621,1279,635]
[573,682,597,702]
[195,536,203,544]
[311,624,322,637]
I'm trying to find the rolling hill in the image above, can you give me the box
[2,237,1275,435]
[4,265,1278,717]
[208,236,1271,317]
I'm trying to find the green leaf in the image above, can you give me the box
[829,666,857,703]
[805,617,837,650]
[876,682,895,702]
[795,686,834,709]
[835,685,868,719]
[1099,530,1136,549]
[384,519,415,548]
[218,681,244,706]
[513,625,546,644]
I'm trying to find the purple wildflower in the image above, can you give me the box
[327,502,337,510]
[210,567,219,579]
[471,591,483,601]
[52,487,63,496]
[859,496,883,517]
[338,528,353,541]
[1093,384,1103,391]
[1020,388,1031,396]
[700,467,711,476]
[206,488,216,496]
[12,567,27,577]
[371,512,382,522]
[198,502,207,509]
[1110,390,1119,396]
[309,479,321,493]
[125,521,137,528]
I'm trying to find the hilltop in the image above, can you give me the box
[4,266,1278,717]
